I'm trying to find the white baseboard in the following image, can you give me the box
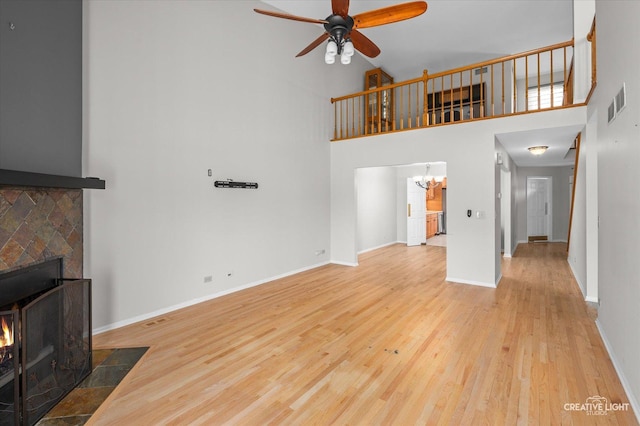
[357,241,397,255]
[330,260,358,267]
[93,261,330,335]
[445,277,496,288]
[595,319,640,423]
[495,272,503,287]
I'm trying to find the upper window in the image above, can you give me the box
[527,83,564,110]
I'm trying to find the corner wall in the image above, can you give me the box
[356,167,398,253]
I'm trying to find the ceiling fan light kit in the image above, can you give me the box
[254,0,428,64]
[325,38,354,64]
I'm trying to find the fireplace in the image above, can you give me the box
[0,258,91,426]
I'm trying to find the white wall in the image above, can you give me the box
[356,167,397,253]
[83,0,372,330]
[514,166,573,243]
[567,113,598,303]
[590,0,640,417]
[330,107,586,287]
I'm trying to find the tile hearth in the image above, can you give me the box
[36,347,148,426]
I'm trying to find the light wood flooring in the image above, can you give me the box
[89,243,637,425]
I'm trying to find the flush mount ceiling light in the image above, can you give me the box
[528,145,549,156]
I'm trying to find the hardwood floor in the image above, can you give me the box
[89,243,637,425]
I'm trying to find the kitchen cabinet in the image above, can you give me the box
[426,213,438,239]
[427,179,446,211]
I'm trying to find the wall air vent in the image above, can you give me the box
[615,83,627,114]
[474,66,488,75]
[608,98,616,124]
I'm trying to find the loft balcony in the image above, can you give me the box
[330,21,596,142]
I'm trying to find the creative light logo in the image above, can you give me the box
[564,395,630,416]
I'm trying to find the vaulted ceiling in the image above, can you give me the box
[260,0,580,167]
[261,0,574,79]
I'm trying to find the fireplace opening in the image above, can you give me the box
[0,258,92,426]
[0,316,15,371]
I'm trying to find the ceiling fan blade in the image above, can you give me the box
[349,29,381,58]
[353,1,428,29]
[332,0,350,17]
[254,9,328,25]
[296,33,330,57]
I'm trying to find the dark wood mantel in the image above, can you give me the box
[0,169,105,189]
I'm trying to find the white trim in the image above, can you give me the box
[357,241,397,255]
[503,253,513,258]
[585,296,599,304]
[330,260,359,267]
[495,272,503,287]
[595,319,640,423]
[93,261,330,335]
[445,277,496,288]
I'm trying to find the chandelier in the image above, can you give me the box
[413,164,444,189]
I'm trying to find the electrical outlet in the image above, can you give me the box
[204,275,213,283]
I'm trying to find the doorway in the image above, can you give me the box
[527,176,552,242]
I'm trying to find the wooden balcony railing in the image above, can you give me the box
[331,35,595,141]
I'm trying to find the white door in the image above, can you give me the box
[407,178,426,246]
[500,169,512,256]
[527,177,552,241]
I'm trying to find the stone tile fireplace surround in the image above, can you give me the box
[0,187,83,278]
[0,186,90,425]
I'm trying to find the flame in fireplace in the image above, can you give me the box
[1,317,13,348]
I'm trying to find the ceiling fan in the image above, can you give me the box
[254,0,428,64]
